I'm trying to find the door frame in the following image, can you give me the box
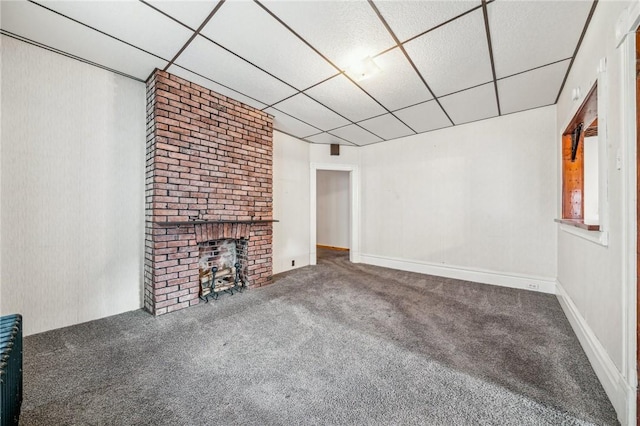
[309,163,360,265]
[618,6,640,425]
[633,26,640,426]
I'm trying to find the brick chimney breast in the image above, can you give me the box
[144,70,274,315]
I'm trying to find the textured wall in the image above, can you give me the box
[554,4,633,419]
[0,36,146,335]
[555,1,628,370]
[145,70,274,315]
[359,106,558,279]
[272,131,310,274]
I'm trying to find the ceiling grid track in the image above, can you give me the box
[340,66,419,135]
[174,49,373,141]
[309,131,360,147]
[481,0,501,116]
[260,72,343,111]
[499,57,573,81]
[169,63,270,109]
[144,0,382,143]
[28,0,169,64]
[164,0,226,71]
[353,99,560,149]
[554,0,599,104]
[262,73,341,111]
[139,0,289,109]
[0,29,144,82]
[199,33,301,93]
[265,105,324,135]
[398,3,486,47]
[359,58,573,121]
[368,1,486,70]
[253,1,338,74]
[287,128,358,147]
[294,92,386,142]
[366,0,454,127]
[253,0,388,140]
[138,0,197,32]
[2,0,597,146]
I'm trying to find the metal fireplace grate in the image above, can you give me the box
[198,238,248,303]
[200,263,244,302]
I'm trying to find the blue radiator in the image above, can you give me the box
[0,314,22,426]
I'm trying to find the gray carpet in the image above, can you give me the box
[20,248,618,425]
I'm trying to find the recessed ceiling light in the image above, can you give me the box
[346,56,382,82]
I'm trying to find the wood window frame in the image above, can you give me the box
[555,83,600,231]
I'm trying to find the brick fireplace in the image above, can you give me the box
[144,69,274,315]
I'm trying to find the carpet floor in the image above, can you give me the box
[19,249,618,425]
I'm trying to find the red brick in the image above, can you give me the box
[179,293,198,303]
[145,68,273,316]
[167,301,190,313]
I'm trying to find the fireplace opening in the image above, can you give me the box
[198,239,248,301]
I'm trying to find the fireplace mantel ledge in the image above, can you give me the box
[155,219,279,227]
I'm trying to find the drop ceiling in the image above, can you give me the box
[0,0,596,147]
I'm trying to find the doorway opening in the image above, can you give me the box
[309,163,360,266]
[316,170,351,261]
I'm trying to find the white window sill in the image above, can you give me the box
[559,223,609,246]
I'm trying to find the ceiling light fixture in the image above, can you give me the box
[346,56,382,82]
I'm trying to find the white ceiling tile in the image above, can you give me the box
[260,0,396,70]
[0,0,592,150]
[38,0,192,60]
[305,74,386,122]
[375,0,480,42]
[394,100,452,134]
[330,125,382,146]
[404,8,492,97]
[274,94,350,131]
[0,0,167,80]
[144,0,219,30]
[358,114,414,141]
[201,1,336,90]
[264,108,321,139]
[439,83,498,125]
[498,60,569,115]
[489,1,592,78]
[174,36,296,105]
[358,48,432,111]
[307,132,354,146]
[166,65,267,110]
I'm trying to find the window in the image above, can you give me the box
[558,83,600,231]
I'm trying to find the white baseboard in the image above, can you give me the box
[556,280,635,425]
[273,254,310,275]
[359,254,556,294]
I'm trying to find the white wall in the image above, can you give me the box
[310,143,360,165]
[272,131,310,274]
[0,34,3,319]
[0,36,146,335]
[316,170,350,249]
[554,2,636,423]
[359,106,558,292]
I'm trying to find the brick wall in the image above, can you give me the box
[145,69,274,315]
